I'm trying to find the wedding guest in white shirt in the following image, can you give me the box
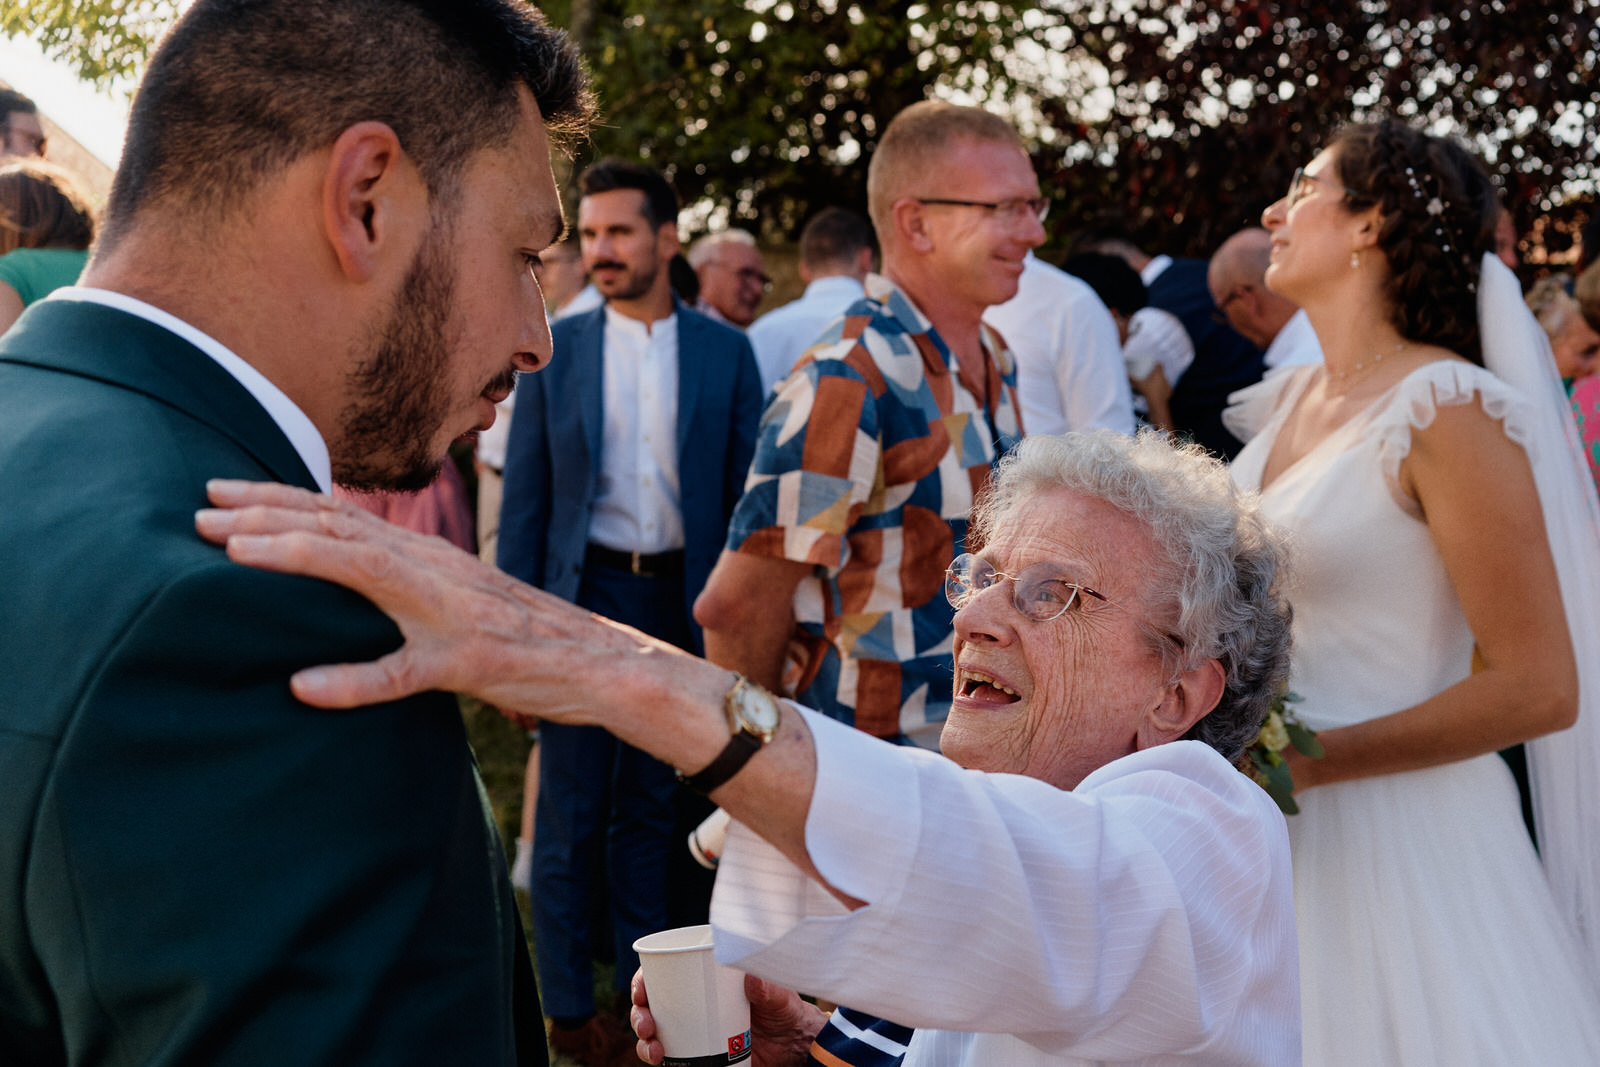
[746,207,874,394]
[197,429,1302,1067]
[984,250,1137,435]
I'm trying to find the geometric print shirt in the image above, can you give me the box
[724,274,1022,748]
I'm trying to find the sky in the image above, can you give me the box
[0,32,132,167]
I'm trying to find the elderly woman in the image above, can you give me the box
[1527,274,1600,387]
[197,430,1299,1065]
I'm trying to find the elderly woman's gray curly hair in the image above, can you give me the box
[968,430,1293,762]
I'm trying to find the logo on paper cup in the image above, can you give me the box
[660,1037,752,1067]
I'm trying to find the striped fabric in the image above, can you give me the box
[808,1007,913,1067]
[725,275,1022,749]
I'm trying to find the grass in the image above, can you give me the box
[460,696,624,1065]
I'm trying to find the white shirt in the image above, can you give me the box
[587,304,683,554]
[746,274,866,394]
[711,710,1301,1066]
[1139,254,1174,287]
[1263,308,1323,370]
[1124,306,1195,388]
[983,253,1136,436]
[47,287,331,492]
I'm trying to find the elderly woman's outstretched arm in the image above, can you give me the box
[196,479,843,899]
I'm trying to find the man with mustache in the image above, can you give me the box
[496,157,763,1066]
[0,1,589,1063]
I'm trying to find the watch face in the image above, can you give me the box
[736,683,781,737]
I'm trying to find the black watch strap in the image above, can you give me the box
[678,730,764,795]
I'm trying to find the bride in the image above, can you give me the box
[1230,119,1600,1063]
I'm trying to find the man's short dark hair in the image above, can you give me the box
[577,158,680,230]
[100,0,592,248]
[0,89,37,121]
[1061,252,1147,319]
[799,206,872,272]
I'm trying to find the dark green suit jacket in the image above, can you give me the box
[0,299,546,1066]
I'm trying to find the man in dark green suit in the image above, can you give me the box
[0,1,590,1063]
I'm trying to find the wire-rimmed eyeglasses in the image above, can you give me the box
[915,196,1050,224]
[943,553,1106,622]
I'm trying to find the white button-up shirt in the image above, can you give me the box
[588,305,683,554]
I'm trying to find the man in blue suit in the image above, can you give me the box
[497,158,763,1064]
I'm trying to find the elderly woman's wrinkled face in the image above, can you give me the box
[1550,307,1600,381]
[941,487,1178,790]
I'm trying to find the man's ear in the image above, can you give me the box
[1137,657,1226,750]
[321,121,425,283]
[892,198,934,253]
[654,219,680,265]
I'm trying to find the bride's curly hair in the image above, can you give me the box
[1329,120,1500,365]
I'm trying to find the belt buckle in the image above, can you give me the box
[630,551,646,576]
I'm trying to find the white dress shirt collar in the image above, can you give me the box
[1140,254,1173,286]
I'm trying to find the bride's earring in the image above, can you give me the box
[1351,250,1360,269]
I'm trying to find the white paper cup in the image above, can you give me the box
[632,924,751,1066]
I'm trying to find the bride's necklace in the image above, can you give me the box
[1327,339,1408,394]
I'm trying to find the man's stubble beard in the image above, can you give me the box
[332,221,458,493]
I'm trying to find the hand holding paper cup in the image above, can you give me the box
[633,924,752,1066]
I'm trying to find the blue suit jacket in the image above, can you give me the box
[497,300,763,651]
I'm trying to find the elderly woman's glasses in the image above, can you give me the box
[943,553,1107,622]
[1287,167,1359,208]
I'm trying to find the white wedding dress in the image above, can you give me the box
[1231,359,1600,1064]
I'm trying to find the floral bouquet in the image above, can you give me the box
[1247,690,1323,815]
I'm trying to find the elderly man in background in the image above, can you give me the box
[689,228,770,326]
[196,429,1301,1066]
[746,206,874,393]
[1208,227,1322,371]
[693,101,1033,750]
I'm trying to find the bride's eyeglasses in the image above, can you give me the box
[1287,167,1360,208]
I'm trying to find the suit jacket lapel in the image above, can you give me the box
[572,309,605,493]
[0,299,320,489]
[675,306,706,461]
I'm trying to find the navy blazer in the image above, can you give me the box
[497,300,763,650]
[1149,257,1266,460]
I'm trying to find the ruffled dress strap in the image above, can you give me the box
[1222,364,1315,446]
[1369,359,1540,513]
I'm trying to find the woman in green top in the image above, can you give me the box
[0,159,95,332]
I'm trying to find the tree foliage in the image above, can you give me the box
[1036,0,1600,258]
[0,0,176,85]
[542,0,1055,240]
[8,0,1595,257]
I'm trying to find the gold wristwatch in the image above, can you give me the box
[678,674,781,795]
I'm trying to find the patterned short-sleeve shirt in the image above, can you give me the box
[725,275,1023,748]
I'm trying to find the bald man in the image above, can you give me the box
[1207,227,1321,371]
